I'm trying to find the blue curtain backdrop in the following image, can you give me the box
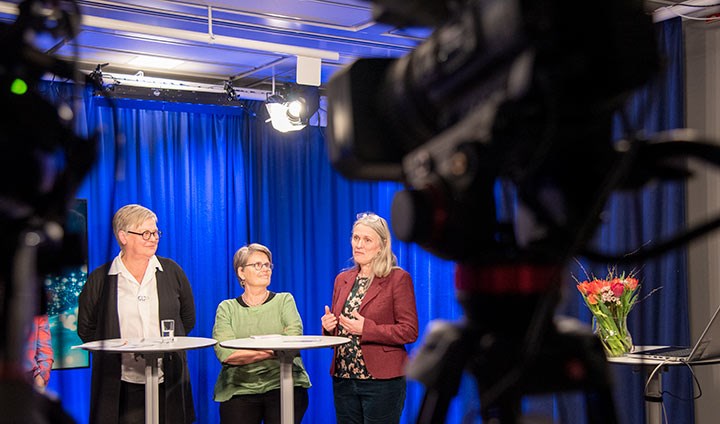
[48,93,467,423]
[42,18,685,424]
[559,17,690,424]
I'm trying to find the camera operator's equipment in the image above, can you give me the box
[0,1,95,422]
[326,0,667,422]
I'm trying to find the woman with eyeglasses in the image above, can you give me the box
[321,212,419,424]
[78,203,197,424]
[212,243,311,424]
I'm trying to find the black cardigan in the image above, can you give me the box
[78,256,196,424]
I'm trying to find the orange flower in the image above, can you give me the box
[625,277,639,291]
[574,268,645,356]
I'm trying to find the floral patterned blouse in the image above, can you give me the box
[334,276,373,379]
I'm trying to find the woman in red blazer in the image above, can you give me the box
[321,212,419,424]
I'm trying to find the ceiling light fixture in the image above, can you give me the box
[265,84,320,133]
[76,71,270,101]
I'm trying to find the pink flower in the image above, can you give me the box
[611,281,624,297]
[575,269,644,357]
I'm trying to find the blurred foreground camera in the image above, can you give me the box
[0,1,93,423]
[327,0,658,262]
[326,0,660,422]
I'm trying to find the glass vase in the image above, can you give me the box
[592,314,633,357]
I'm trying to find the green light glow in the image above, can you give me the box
[10,78,28,95]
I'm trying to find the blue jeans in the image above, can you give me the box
[332,377,406,424]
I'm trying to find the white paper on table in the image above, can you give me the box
[72,339,162,350]
[250,334,282,339]
[282,336,322,343]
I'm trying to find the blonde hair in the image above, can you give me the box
[112,204,157,247]
[233,243,273,288]
[352,213,398,278]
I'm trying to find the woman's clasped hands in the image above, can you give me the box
[322,305,364,335]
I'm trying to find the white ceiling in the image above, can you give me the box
[1,0,716,97]
[0,0,429,94]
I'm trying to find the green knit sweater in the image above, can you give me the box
[212,292,311,402]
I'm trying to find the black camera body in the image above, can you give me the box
[326,1,660,421]
[0,2,93,422]
[327,0,658,264]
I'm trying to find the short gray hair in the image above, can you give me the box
[112,204,157,247]
[233,243,273,287]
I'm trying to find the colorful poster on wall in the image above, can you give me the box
[44,198,89,369]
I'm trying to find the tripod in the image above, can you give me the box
[409,264,619,424]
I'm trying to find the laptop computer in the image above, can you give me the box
[625,302,720,362]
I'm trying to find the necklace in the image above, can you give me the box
[243,291,269,307]
[358,268,373,279]
[357,274,373,290]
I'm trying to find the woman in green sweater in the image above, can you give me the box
[212,243,311,424]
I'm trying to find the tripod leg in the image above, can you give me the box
[416,387,461,424]
[585,385,619,424]
[408,320,468,424]
[481,396,521,424]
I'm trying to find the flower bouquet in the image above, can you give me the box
[576,272,640,357]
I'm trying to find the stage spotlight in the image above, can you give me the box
[86,63,119,94]
[265,85,319,133]
[224,80,238,101]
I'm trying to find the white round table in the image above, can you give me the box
[220,335,350,424]
[74,336,217,424]
[607,346,720,424]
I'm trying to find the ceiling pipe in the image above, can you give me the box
[229,57,289,82]
[85,16,339,61]
[0,1,339,60]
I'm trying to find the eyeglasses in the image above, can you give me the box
[126,229,162,241]
[356,212,380,222]
[243,262,274,271]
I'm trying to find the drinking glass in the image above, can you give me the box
[161,319,175,343]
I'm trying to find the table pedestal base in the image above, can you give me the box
[278,351,295,424]
[144,353,162,424]
[644,365,664,424]
[220,335,350,424]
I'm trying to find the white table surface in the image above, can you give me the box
[608,346,720,424]
[74,336,217,353]
[608,345,720,366]
[220,335,349,350]
[75,336,217,424]
[220,335,350,424]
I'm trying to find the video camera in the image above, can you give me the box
[327,0,659,262]
[326,0,661,422]
[0,1,94,422]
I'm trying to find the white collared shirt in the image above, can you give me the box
[110,253,164,384]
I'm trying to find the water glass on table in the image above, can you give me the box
[161,319,175,343]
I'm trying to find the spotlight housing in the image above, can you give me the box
[224,80,238,101]
[86,63,117,94]
[265,84,319,133]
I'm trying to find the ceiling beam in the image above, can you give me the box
[0,1,339,59]
[81,15,340,61]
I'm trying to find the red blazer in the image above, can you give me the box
[327,267,419,379]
